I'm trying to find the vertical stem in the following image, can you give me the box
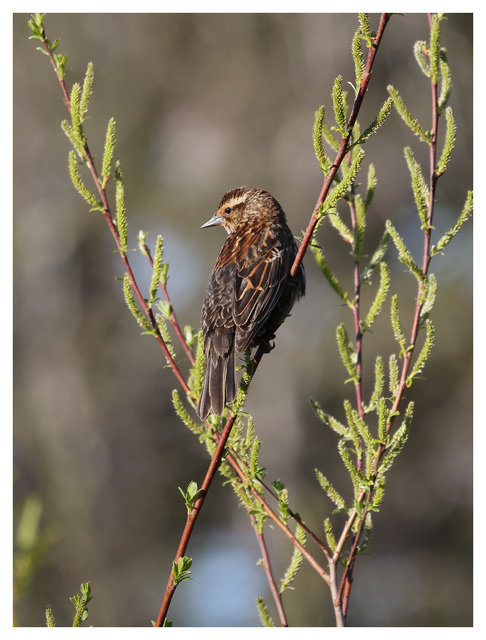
[338,14,444,624]
[253,521,288,627]
[329,559,345,627]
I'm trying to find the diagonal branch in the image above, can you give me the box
[291,13,390,279]
[252,518,288,627]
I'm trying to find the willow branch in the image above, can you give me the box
[38,31,190,395]
[337,13,446,622]
[141,241,195,364]
[155,411,238,626]
[291,13,390,278]
[253,519,288,627]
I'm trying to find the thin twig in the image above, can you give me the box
[290,13,390,279]
[155,411,238,626]
[141,241,195,364]
[219,444,331,586]
[39,31,191,395]
[252,518,288,627]
[337,13,444,621]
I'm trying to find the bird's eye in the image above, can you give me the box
[224,207,231,214]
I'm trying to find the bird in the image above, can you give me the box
[196,186,305,421]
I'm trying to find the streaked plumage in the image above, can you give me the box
[197,186,305,421]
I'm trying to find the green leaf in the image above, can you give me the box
[80,62,94,122]
[364,163,377,210]
[404,147,429,230]
[407,319,435,386]
[353,194,366,259]
[372,475,386,510]
[360,230,390,284]
[172,556,193,584]
[148,236,165,308]
[62,119,86,159]
[327,211,354,244]
[343,399,361,451]
[378,402,413,477]
[429,13,441,83]
[279,525,306,593]
[351,28,365,89]
[358,14,371,41]
[45,605,56,627]
[419,273,437,324]
[336,324,359,384]
[337,439,360,496]
[178,480,203,513]
[256,596,275,627]
[122,273,152,332]
[353,97,392,147]
[431,190,473,256]
[28,14,46,40]
[438,50,452,113]
[315,469,346,509]
[324,148,365,215]
[362,262,390,333]
[388,85,430,143]
[249,436,261,478]
[324,517,337,553]
[70,582,92,627]
[156,311,176,360]
[67,150,101,210]
[313,106,332,173]
[189,333,205,399]
[377,397,389,443]
[310,245,351,307]
[310,398,349,437]
[54,53,68,80]
[388,354,399,397]
[413,40,430,77]
[69,83,85,150]
[366,356,384,412]
[332,75,347,135]
[386,220,425,284]
[390,294,408,358]
[436,106,456,176]
[101,117,116,185]
[115,162,128,254]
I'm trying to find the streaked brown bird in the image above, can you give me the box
[197,186,305,421]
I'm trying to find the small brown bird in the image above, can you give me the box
[197,186,305,421]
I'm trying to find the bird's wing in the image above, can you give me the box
[233,226,293,350]
[200,260,237,353]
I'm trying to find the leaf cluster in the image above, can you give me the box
[309,12,472,571]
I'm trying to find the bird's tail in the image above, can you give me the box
[197,342,236,421]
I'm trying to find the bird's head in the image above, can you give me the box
[201,186,286,235]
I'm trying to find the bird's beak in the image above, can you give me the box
[201,212,223,229]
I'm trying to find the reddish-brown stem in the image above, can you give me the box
[40,31,71,111]
[336,193,366,616]
[39,26,325,625]
[257,477,330,559]
[85,152,191,394]
[155,411,238,626]
[217,440,331,586]
[253,519,288,627]
[290,14,391,625]
[336,13,443,622]
[291,13,390,279]
[142,242,195,365]
[349,197,365,425]
[39,28,191,396]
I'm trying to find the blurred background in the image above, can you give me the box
[13,13,472,627]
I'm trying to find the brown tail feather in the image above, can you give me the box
[197,346,236,420]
